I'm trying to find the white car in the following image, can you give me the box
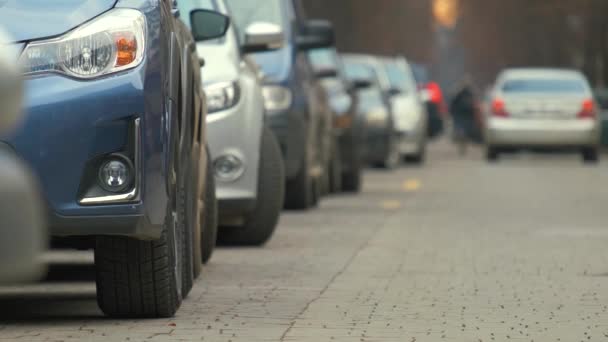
[180,0,285,249]
[484,68,600,162]
[385,56,429,163]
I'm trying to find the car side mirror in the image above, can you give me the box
[297,19,335,51]
[350,79,372,90]
[190,9,230,42]
[0,30,23,133]
[314,68,338,79]
[242,22,284,54]
[387,87,403,97]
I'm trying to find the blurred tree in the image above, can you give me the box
[302,0,433,63]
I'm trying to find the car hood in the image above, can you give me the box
[0,0,117,42]
[197,43,239,86]
[250,46,291,83]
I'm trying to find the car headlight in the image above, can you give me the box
[205,81,240,114]
[262,85,292,112]
[20,9,146,79]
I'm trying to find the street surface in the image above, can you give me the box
[1,141,608,341]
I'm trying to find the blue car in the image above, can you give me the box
[227,0,335,210]
[0,0,229,318]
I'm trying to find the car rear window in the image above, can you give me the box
[502,79,586,93]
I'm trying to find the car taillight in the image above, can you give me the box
[426,82,442,105]
[492,98,509,117]
[578,99,596,119]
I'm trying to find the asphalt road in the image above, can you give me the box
[1,141,608,341]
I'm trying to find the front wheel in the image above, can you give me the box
[581,147,599,164]
[219,128,285,246]
[95,203,184,318]
[329,142,343,193]
[285,138,315,210]
[405,141,427,165]
[379,135,399,169]
[201,147,218,264]
[486,146,499,162]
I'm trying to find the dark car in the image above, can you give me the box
[0,0,229,318]
[342,54,401,168]
[342,54,396,168]
[309,47,364,192]
[226,0,335,209]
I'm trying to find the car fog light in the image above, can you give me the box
[213,154,244,182]
[98,158,133,193]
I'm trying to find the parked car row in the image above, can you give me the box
[0,0,435,318]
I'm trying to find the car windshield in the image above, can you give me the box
[502,78,587,93]
[225,0,284,41]
[343,61,374,82]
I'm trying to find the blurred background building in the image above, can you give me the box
[302,0,608,91]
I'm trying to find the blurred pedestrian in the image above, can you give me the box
[449,76,477,156]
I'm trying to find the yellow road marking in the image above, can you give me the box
[403,179,422,192]
[381,200,402,210]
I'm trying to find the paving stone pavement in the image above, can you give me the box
[1,142,608,341]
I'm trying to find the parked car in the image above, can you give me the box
[383,56,428,163]
[593,88,608,146]
[179,0,285,247]
[308,47,364,192]
[0,28,46,285]
[411,63,446,139]
[227,0,336,209]
[484,68,600,163]
[342,54,396,168]
[0,1,229,317]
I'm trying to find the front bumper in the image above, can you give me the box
[486,118,600,147]
[397,127,425,155]
[207,95,262,216]
[1,64,167,239]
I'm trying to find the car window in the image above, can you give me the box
[384,62,411,93]
[343,61,374,82]
[308,48,337,70]
[225,0,284,41]
[502,78,587,93]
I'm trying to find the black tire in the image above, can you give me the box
[405,142,427,165]
[486,146,499,162]
[379,136,399,169]
[179,181,195,298]
[218,128,285,246]
[201,148,218,264]
[329,143,343,193]
[285,139,314,210]
[191,143,203,278]
[342,163,362,193]
[95,202,184,318]
[582,147,599,164]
